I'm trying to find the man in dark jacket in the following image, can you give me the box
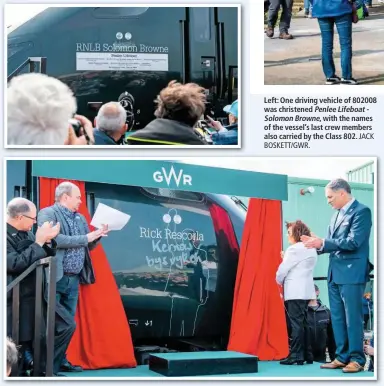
[7,197,75,376]
[126,81,207,145]
[37,182,109,372]
[307,286,336,363]
[93,102,128,145]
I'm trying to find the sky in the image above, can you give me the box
[182,157,375,181]
[6,5,48,28]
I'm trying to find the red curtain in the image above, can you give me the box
[39,177,137,369]
[209,203,239,253]
[227,198,289,360]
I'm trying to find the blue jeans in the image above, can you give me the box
[304,0,310,12]
[318,13,353,80]
[56,275,80,364]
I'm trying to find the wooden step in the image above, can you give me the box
[149,351,259,377]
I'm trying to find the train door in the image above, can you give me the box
[187,7,217,115]
[217,7,239,104]
[187,7,238,119]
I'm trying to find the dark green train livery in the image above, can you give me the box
[8,7,239,130]
[7,160,246,351]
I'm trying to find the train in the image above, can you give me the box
[7,6,239,130]
[7,160,248,354]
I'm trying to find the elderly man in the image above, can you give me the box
[7,337,18,376]
[7,197,74,376]
[7,73,94,146]
[93,102,128,145]
[37,182,109,372]
[301,179,372,373]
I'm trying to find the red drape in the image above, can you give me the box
[209,203,239,253]
[39,177,137,369]
[227,198,289,360]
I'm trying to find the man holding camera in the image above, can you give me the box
[93,102,128,145]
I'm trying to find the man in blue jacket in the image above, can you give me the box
[302,178,372,373]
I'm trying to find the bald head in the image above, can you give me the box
[7,197,35,218]
[96,102,127,134]
[7,197,37,231]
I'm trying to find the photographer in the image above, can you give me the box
[93,102,128,145]
[207,100,239,145]
[8,73,94,146]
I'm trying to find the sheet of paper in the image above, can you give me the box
[90,203,131,231]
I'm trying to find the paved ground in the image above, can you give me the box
[264,4,384,85]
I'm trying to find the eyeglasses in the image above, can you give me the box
[22,214,37,221]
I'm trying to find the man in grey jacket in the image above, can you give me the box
[38,182,108,372]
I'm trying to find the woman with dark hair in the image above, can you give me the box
[276,220,318,365]
[362,292,373,330]
[310,0,357,85]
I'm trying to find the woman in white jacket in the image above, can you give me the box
[276,220,317,365]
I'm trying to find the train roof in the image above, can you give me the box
[31,160,288,201]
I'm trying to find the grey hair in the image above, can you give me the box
[326,178,352,194]
[96,102,127,133]
[7,197,34,218]
[7,337,18,372]
[55,182,78,202]
[7,73,77,145]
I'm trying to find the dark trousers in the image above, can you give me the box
[364,314,371,330]
[328,281,365,365]
[53,314,75,374]
[268,0,294,33]
[7,309,75,376]
[285,300,313,361]
[56,275,80,366]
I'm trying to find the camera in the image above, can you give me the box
[68,118,83,137]
[118,91,135,130]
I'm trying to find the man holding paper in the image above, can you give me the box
[37,182,109,372]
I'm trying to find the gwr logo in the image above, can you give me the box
[153,166,192,187]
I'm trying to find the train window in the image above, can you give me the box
[92,7,149,19]
[142,187,204,202]
[86,182,221,339]
[191,8,211,42]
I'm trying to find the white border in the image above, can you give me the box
[4,3,242,149]
[3,156,377,381]
[250,1,384,95]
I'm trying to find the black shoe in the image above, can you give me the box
[60,361,83,372]
[325,75,341,85]
[341,77,358,85]
[306,360,314,364]
[280,358,304,365]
